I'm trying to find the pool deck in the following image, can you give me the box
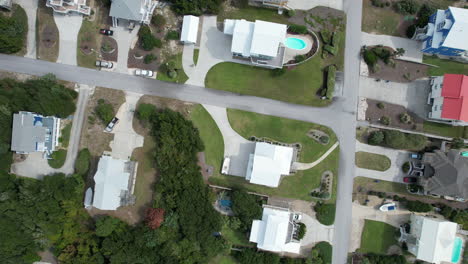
[284,34,313,63]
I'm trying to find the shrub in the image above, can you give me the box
[380,116,390,126]
[0,5,28,54]
[75,148,91,175]
[145,208,165,229]
[372,47,392,64]
[271,67,286,77]
[144,54,157,64]
[324,44,338,56]
[451,137,465,149]
[231,189,262,231]
[320,30,332,44]
[286,9,296,17]
[393,0,419,14]
[319,135,330,144]
[139,26,161,51]
[151,14,166,27]
[165,30,180,40]
[314,202,335,225]
[402,161,410,173]
[363,49,378,68]
[294,54,306,62]
[326,65,336,99]
[101,42,113,52]
[331,32,340,47]
[416,4,436,27]
[406,24,416,38]
[288,24,308,34]
[383,130,427,150]
[377,102,385,109]
[136,103,156,122]
[297,223,306,240]
[403,199,432,212]
[94,99,114,124]
[399,113,412,124]
[368,131,384,145]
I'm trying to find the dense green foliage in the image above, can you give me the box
[75,148,91,175]
[47,149,67,168]
[232,248,308,264]
[230,189,262,231]
[288,24,308,34]
[383,130,427,150]
[363,254,407,264]
[94,99,114,124]
[415,4,436,28]
[151,14,166,27]
[400,198,432,212]
[0,5,27,54]
[440,205,468,230]
[326,65,336,99]
[368,131,384,145]
[314,201,336,225]
[139,26,161,51]
[312,242,332,264]
[393,0,419,14]
[297,222,306,240]
[143,54,157,64]
[169,0,223,15]
[0,75,77,173]
[166,30,180,40]
[451,137,465,149]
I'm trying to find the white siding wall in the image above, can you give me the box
[428,76,445,120]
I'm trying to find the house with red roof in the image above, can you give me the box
[427,74,468,126]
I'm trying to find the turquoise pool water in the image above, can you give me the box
[451,237,463,263]
[285,37,306,50]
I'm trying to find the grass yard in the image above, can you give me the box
[360,220,398,254]
[354,176,408,194]
[423,121,467,139]
[59,123,72,148]
[205,30,345,106]
[193,48,199,65]
[217,6,289,24]
[424,55,468,76]
[314,242,333,264]
[77,20,100,68]
[36,2,59,62]
[355,151,391,171]
[48,149,67,169]
[361,0,402,36]
[157,53,189,83]
[227,109,337,162]
[189,105,224,178]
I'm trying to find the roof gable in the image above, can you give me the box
[441,74,468,122]
[110,0,143,21]
[442,7,468,50]
[250,20,287,57]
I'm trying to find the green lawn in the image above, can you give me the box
[423,55,468,76]
[217,6,289,24]
[59,123,72,148]
[193,48,199,65]
[157,53,188,83]
[48,149,67,169]
[361,0,402,36]
[354,176,408,194]
[189,105,224,178]
[355,151,391,171]
[360,220,398,254]
[227,109,337,162]
[221,225,251,246]
[314,242,333,264]
[423,121,467,139]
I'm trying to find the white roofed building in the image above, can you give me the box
[245,142,293,188]
[92,155,136,210]
[405,215,459,264]
[223,19,287,68]
[249,205,301,254]
[180,15,199,44]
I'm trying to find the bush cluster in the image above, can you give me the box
[144,54,157,64]
[0,5,28,54]
[368,130,427,150]
[297,223,307,240]
[165,30,180,40]
[94,98,114,124]
[169,0,223,15]
[151,14,166,27]
[393,0,419,14]
[325,65,336,99]
[314,201,336,226]
[288,24,308,34]
[139,26,162,51]
[230,189,263,231]
[380,116,390,126]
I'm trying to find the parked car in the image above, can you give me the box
[379,202,396,212]
[105,117,119,132]
[410,153,422,159]
[99,29,113,36]
[403,177,418,183]
[135,69,154,77]
[96,60,113,68]
[292,213,302,221]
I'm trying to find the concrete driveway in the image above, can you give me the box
[182,44,196,78]
[359,76,430,118]
[15,0,38,58]
[361,32,423,63]
[111,24,140,73]
[202,104,255,177]
[287,0,343,10]
[11,84,91,179]
[349,201,411,252]
[108,92,144,160]
[355,141,410,183]
[54,13,83,65]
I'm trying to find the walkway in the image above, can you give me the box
[202,104,255,177]
[112,24,140,73]
[54,13,83,65]
[11,84,91,178]
[287,0,343,11]
[16,0,38,58]
[292,142,339,170]
[361,32,423,63]
[355,141,409,183]
[108,92,144,160]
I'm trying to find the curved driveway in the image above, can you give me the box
[0,0,361,260]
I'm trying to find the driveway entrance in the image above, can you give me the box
[54,13,83,65]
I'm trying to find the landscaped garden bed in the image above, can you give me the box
[369,59,429,82]
[365,99,424,130]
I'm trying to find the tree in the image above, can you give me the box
[0,5,27,54]
[368,131,384,145]
[75,148,91,175]
[94,99,114,124]
[169,0,223,15]
[145,208,165,229]
[151,14,166,27]
[297,223,307,240]
[453,210,468,230]
[451,137,465,149]
[230,189,263,231]
[395,48,405,57]
[137,103,156,122]
[95,216,127,237]
[139,26,161,51]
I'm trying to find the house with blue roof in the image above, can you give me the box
[413,7,468,62]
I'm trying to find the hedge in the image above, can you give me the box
[289,24,308,34]
[326,65,336,99]
[320,30,332,44]
[331,32,340,47]
[324,45,338,56]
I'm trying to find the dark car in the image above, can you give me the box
[403,177,417,183]
[99,29,113,36]
[105,117,119,132]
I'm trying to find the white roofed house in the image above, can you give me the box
[249,205,301,254]
[46,0,91,15]
[180,15,200,44]
[223,19,287,68]
[245,142,294,188]
[91,155,137,210]
[109,0,157,28]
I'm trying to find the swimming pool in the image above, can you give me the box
[451,237,463,263]
[284,37,306,50]
[220,199,232,207]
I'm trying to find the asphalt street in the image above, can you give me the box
[0,1,362,259]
